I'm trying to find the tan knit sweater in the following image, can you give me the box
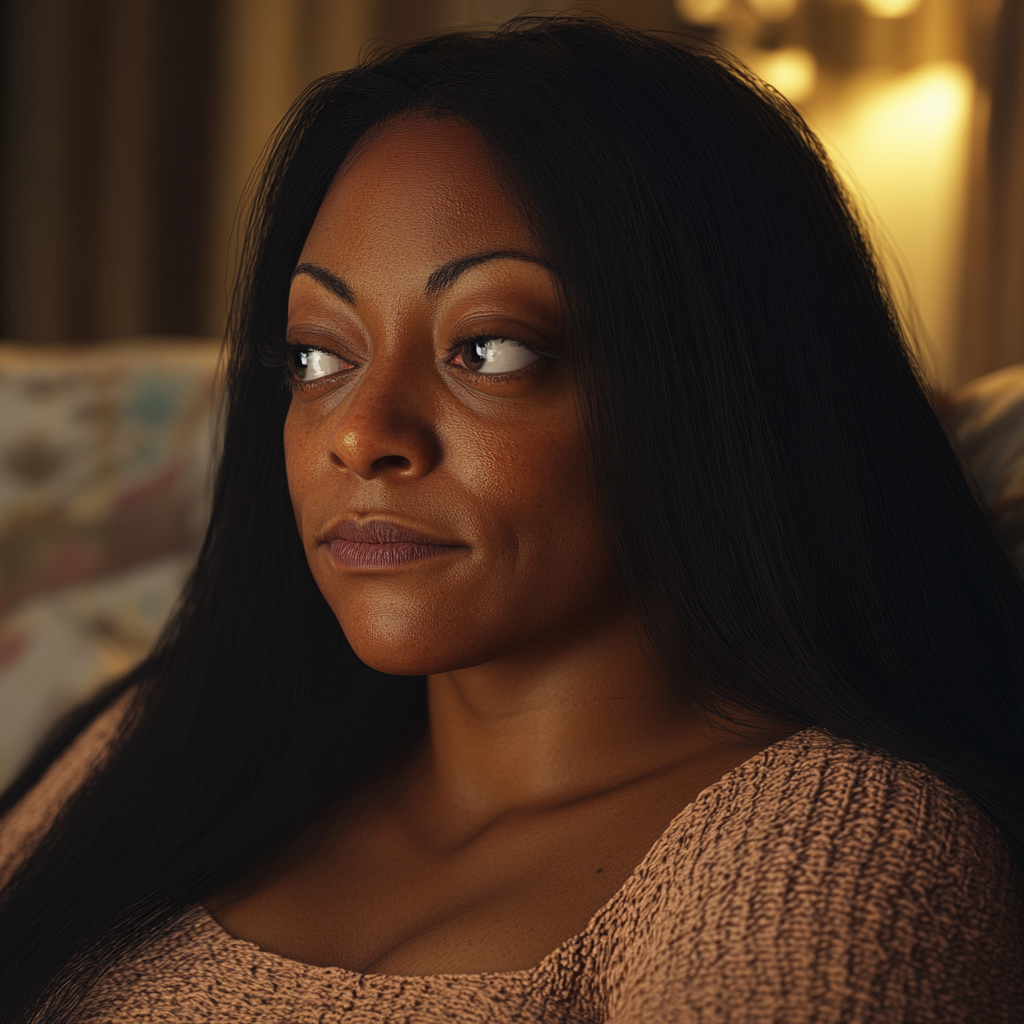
[2,702,1022,1023]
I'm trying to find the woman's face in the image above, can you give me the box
[284,115,621,676]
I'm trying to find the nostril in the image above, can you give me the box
[373,454,412,471]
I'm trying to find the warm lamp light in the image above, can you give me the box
[751,47,817,105]
[860,0,922,18]
[810,61,973,385]
[674,0,731,25]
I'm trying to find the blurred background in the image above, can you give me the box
[0,0,1022,786]
[3,0,1022,381]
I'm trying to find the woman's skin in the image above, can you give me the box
[210,114,795,975]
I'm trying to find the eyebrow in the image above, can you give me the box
[292,250,552,306]
[293,263,355,304]
[425,250,551,294]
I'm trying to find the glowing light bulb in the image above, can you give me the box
[674,0,730,25]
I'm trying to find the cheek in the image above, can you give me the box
[283,403,320,535]
[466,424,596,543]
[442,422,615,623]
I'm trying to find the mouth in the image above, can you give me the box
[323,518,468,570]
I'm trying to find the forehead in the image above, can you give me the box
[298,115,539,278]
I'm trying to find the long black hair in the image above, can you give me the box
[2,16,1021,1021]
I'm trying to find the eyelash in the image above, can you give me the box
[281,336,558,390]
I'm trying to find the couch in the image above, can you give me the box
[0,338,221,787]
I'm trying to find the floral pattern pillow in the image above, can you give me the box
[0,339,221,615]
[0,339,221,788]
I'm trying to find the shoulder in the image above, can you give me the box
[0,691,135,888]
[605,728,1024,1024]
[676,727,1014,885]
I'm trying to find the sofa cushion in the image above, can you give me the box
[0,338,221,616]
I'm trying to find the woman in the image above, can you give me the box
[1,16,1021,1022]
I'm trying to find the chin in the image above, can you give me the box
[346,640,492,678]
[338,607,496,678]
[348,642,448,677]
[335,598,528,679]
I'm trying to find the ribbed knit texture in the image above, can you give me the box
[2,703,1022,1023]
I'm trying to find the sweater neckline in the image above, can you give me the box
[199,726,821,983]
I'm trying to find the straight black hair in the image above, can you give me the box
[2,16,1021,1021]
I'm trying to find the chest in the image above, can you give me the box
[209,773,710,976]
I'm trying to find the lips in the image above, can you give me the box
[324,518,466,569]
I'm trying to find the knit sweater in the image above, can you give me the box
[1,702,1022,1023]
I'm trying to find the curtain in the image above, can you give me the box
[0,0,216,341]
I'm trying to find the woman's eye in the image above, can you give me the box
[286,346,352,382]
[454,338,540,375]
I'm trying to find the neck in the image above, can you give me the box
[407,611,785,840]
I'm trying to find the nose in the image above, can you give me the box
[327,357,441,481]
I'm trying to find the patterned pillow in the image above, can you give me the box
[0,339,222,616]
